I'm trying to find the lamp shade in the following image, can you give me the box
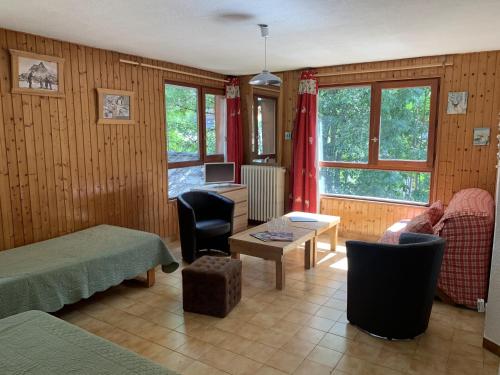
[249,70,282,87]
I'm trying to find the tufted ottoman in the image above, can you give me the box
[182,255,242,318]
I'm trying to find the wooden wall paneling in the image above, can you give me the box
[154,65,165,236]
[124,56,137,230]
[92,47,106,227]
[101,49,114,226]
[70,43,88,227]
[461,53,480,192]
[85,45,101,226]
[139,63,151,231]
[150,62,160,235]
[488,54,500,192]
[54,40,74,234]
[0,28,229,250]
[0,38,12,250]
[40,36,61,237]
[131,58,144,231]
[48,39,66,235]
[479,52,497,190]
[18,33,42,242]
[62,41,81,231]
[451,53,470,197]
[470,52,488,189]
[7,31,34,245]
[108,51,120,226]
[0,30,25,247]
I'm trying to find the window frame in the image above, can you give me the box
[318,78,439,203]
[165,81,225,170]
[252,93,278,161]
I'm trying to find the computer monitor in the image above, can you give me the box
[204,162,235,184]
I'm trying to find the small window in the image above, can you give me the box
[252,95,277,162]
[165,83,226,198]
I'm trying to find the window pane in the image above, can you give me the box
[165,84,199,162]
[320,167,430,203]
[205,94,226,156]
[168,165,204,198]
[254,96,276,156]
[318,86,371,163]
[379,86,431,161]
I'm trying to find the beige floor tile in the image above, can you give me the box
[181,360,229,375]
[315,306,343,321]
[329,322,359,340]
[293,359,332,375]
[318,333,352,353]
[176,337,215,359]
[200,346,262,375]
[265,349,306,373]
[255,366,288,375]
[294,326,326,344]
[307,315,336,332]
[281,339,316,357]
[57,236,490,375]
[307,346,343,368]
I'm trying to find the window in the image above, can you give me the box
[165,83,226,198]
[318,79,438,204]
[252,95,277,162]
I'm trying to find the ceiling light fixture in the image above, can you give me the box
[249,24,282,87]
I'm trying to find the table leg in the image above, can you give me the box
[146,268,156,287]
[276,257,285,290]
[330,224,338,252]
[304,240,312,270]
[312,237,317,267]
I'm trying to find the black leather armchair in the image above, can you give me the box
[346,233,445,340]
[177,191,235,263]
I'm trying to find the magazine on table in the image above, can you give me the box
[250,231,294,242]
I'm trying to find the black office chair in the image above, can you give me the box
[346,233,446,340]
[177,191,235,263]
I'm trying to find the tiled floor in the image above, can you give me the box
[56,236,499,375]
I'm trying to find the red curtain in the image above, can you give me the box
[225,77,244,183]
[290,71,318,213]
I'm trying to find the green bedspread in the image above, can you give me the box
[0,310,177,374]
[0,225,179,319]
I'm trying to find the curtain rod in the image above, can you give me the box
[120,59,230,83]
[316,62,453,77]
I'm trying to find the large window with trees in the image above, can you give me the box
[318,79,438,204]
[165,83,226,198]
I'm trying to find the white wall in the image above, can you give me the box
[484,168,500,347]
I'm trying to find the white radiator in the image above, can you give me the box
[241,165,286,222]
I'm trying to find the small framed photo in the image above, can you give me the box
[96,88,135,125]
[473,128,490,146]
[10,49,65,97]
[447,91,468,114]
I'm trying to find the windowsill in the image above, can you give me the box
[320,194,429,207]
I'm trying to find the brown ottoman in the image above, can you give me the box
[182,256,242,318]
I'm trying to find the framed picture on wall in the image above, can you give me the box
[10,49,65,97]
[447,91,468,114]
[473,128,490,146]
[96,88,135,125]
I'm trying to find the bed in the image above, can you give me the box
[0,224,178,319]
[0,310,177,374]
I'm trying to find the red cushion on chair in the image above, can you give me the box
[425,200,444,226]
[405,213,434,234]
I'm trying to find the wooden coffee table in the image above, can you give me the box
[285,211,341,266]
[229,223,316,290]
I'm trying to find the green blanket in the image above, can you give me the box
[0,310,177,374]
[0,225,179,318]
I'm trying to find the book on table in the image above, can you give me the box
[250,231,294,242]
[288,216,318,222]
